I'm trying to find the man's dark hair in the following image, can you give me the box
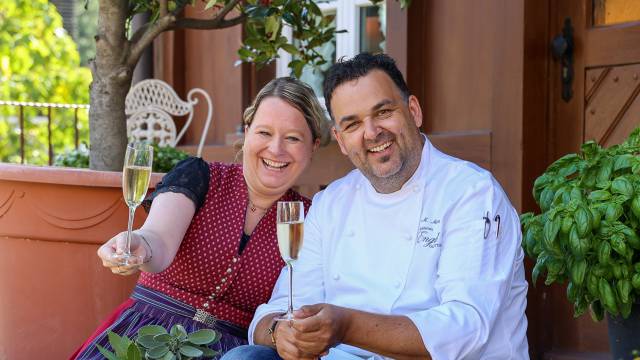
[322,53,410,121]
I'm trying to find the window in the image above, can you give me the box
[276,0,387,102]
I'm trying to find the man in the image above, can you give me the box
[223,53,529,360]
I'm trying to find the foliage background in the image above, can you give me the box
[0,0,92,164]
[76,0,98,66]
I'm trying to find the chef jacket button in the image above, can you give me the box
[394,281,402,288]
[347,230,355,237]
[355,184,361,190]
[333,274,340,281]
[413,185,420,193]
[405,234,413,242]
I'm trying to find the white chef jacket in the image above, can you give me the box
[249,135,529,360]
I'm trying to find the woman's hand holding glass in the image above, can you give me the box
[98,231,152,275]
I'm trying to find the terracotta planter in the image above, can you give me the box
[0,164,162,360]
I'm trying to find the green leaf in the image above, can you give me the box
[599,278,619,316]
[161,352,176,360]
[187,329,217,345]
[96,345,120,360]
[561,215,574,235]
[280,43,300,56]
[532,254,548,284]
[571,259,587,286]
[288,59,305,78]
[137,334,161,349]
[107,331,128,358]
[619,298,632,319]
[604,203,623,222]
[574,207,591,237]
[154,334,172,343]
[610,233,629,258]
[611,177,634,197]
[170,324,188,341]
[598,241,612,265]
[179,345,203,358]
[265,15,280,41]
[543,216,561,253]
[616,279,631,304]
[632,273,640,289]
[587,272,599,299]
[539,187,555,211]
[590,207,602,229]
[614,154,633,171]
[127,342,142,360]
[581,140,600,158]
[570,187,584,202]
[588,190,611,202]
[590,300,605,322]
[569,225,589,258]
[596,158,613,184]
[631,196,640,219]
[138,325,168,337]
[197,346,219,357]
[146,345,170,359]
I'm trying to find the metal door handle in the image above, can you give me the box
[551,17,574,102]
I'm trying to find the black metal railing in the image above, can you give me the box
[0,100,89,165]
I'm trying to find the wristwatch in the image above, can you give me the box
[266,319,280,347]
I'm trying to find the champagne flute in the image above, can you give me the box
[274,201,305,322]
[111,142,153,266]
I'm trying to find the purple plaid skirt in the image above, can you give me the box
[74,285,248,360]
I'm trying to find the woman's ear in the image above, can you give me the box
[312,138,320,152]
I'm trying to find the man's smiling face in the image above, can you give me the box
[330,70,424,193]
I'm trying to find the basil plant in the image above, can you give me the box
[521,128,640,321]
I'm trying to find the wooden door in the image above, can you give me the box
[406,0,525,209]
[542,0,640,357]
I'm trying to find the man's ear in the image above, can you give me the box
[332,127,348,156]
[408,95,423,128]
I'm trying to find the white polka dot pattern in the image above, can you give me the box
[138,162,311,328]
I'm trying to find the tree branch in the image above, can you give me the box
[159,0,168,18]
[127,15,176,68]
[129,22,151,45]
[215,0,242,21]
[126,0,244,68]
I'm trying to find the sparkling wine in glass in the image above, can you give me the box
[111,142,153,266]
[275,201,304,322]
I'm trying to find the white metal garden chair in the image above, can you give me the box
[125,79,213,157]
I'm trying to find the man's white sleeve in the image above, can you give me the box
[406,178,524,359]
[248,191,327,343]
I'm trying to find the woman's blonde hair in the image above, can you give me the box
[243,77,330,146]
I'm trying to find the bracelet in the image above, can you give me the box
[136,232,153,263]
[266,319,279,348]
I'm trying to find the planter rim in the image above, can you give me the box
[0,163,163,188]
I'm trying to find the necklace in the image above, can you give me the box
[248,199,269,213]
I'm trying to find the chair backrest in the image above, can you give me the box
[125,79,213,157]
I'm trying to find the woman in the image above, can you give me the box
[72,77,329,359]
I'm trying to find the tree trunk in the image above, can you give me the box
[89,0,133,171]
[88,65,132,171]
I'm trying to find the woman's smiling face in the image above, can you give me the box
[243,96,317,197]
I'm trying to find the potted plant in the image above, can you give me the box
[521,128,640,359]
